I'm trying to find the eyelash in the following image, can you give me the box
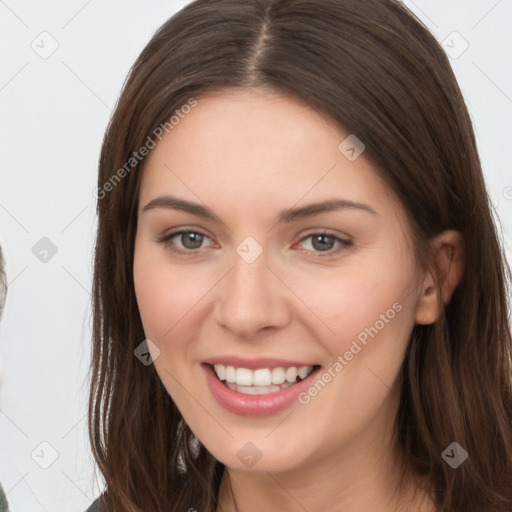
[155,229,353,257]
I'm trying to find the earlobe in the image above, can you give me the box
[415,230,464,325]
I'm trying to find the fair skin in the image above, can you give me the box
[133,88,463,511]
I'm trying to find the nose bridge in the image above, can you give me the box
[214,240,290,335]
[232,254,265,294]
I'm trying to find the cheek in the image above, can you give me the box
[286,262,417,445]
[283,250,418,387]
[133,240,206,340]
[291,260,415,338]
[133,241,205,406]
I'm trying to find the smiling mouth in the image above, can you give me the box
[206,363,321,395]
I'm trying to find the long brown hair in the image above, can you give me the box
[88,0,512,510]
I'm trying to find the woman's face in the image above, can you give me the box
[134,88,425,473]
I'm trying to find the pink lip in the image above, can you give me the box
[202,363,321,416]
[203,355,317,370]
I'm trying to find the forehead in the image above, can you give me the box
[139,89,396,218]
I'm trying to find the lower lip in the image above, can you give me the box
[202,364,320,417]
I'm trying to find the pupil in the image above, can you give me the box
[182,233,203,249]
[312,234,334,251]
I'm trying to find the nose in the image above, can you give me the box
[213,247,292,338]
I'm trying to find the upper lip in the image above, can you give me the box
[203,355,320,370]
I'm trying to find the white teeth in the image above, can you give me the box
[212,364,315,388]
[285,367,298,383]
[271,367,286,384]
[235,367,253,386]
[253,368,272,386]
[225,365,236,383]
[213,364,226,381]
[226,382,294,394]
[298,366,310,379]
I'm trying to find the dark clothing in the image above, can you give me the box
[0,483,9,512]
[85,498,99,512]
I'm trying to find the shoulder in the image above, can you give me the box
[85,498,100,512]
[0,482,8,512]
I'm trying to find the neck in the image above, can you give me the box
[218,460,434,512]
[216,408,435,512]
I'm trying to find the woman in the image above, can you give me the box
[87,0,512,510]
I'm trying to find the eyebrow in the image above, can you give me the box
[142,195,378,222]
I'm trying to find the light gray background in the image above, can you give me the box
[0,1,511,511]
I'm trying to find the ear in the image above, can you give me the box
[415,230,465,325]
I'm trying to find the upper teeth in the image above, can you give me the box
[213,364,314,386]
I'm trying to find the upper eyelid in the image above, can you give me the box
[161,228,348,241]
[161,229,216,248]
[293,233,352,254]
[159,227,214,242]
[160,229,351,251]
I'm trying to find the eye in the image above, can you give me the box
[156,229,351,256]
[156,230,214,253]
[297,231,352,255]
